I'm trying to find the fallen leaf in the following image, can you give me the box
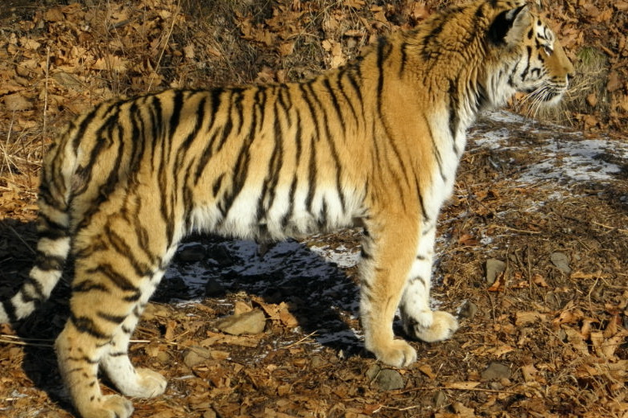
[446,381,481,390]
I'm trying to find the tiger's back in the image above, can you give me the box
[0,1,573,417]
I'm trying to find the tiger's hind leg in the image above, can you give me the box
[398,221,458,343]
[55,222,174,418]
[100,270,168,398]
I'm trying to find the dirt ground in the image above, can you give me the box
[0,1,627,417]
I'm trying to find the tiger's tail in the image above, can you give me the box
[0,128,76,324]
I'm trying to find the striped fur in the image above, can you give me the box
[0,1,573,417]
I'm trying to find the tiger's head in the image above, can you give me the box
[485,1,574,107]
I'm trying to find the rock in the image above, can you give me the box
[178,244,206,262]
[205,277,225,297]
[433,390,448,408]
[310,355,325,369]
[183,346,213,368]
[458,300,478,319]
[481,362,511,381]
[366,364,381,381]
[485,259,506,285]
[550,252,571,273]
[216,309,266,335]
[367,365,404,391]
[375,369,405,391]
[211,245,234,267]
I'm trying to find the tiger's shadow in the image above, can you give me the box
[155,234,364,354]
[1,223,365,412]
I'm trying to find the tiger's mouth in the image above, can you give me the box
[526,84,567,103]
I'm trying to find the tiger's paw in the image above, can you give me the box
[369,339,417,368]
[77,394,134,418]
[122,368,167,398]
[405,310,459,343]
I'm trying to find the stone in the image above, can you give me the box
[458,300,478,319]
[205,278,225,297]
[433,390,448,408]
[310,355,325,369]
[374,369,405,391]
[211,245,234,266]
[367,365,404,391]
[216,309,266,335]
[178,244,206,262]
[183,346,212,368]
[550,252,571,273]
[481,362,511,381]
[485,259,506,285]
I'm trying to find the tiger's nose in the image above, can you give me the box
[565,62,575,85]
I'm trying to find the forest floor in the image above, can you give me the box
[0,1,627,417]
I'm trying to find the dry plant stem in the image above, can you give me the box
[148,0,181,91]
[0,334,151,347]
[282,331,318,349]
[591,221,628,234]
[42,46,50,158]
[2,116,16,181]
[7,224,35,254]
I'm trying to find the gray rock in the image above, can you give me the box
[433,390,448,408]
[481,362,511,381]
[211,245,235,267]
[367,364,404,391]
[178,244,206,262]
[216,309,266,335]
[486,259,506,285]
[366,364,381,381]
[458,300,478,319]
[183,346,212,368]
[550,252,571,273]
[375,369,405,390]
[205,277,225,297]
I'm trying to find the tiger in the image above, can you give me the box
[0,0,573,417]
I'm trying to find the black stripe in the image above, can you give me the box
[212,173,225,197]
[88,264,139,292]
[424,116,447,182]
[322,78,345,136]
[1,301,17,322]
[415,176,430,222]
[73,280,108,293]
[335,72,359,126]
[105,225,153,278]
[304,82,347,215]
[71,314,109,340]
[21,276,46,301]
[35,253,65,272]
[305,137,317,212]
[97,312,127,324]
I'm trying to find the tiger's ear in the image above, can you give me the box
[488,5,531,47]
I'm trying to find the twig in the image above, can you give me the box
[401,385,522,395]
[7,224,35,254]
[282,331,318,349]
[42,46,50,157]
[0,334,151,348]
[148,0,181,91]
[489,224,541,235]
[0,335,53,348]
[591,221,628,234]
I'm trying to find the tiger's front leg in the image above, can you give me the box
[359,214,420,367]
[399,221,459,343]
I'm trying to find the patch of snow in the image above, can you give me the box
[474,111,628,186]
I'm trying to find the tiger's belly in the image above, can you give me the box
[189,184,361,241]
